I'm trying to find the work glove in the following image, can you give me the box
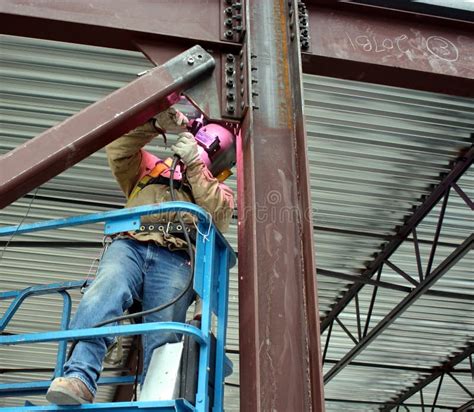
[154,107,188,133]
[171,132,201,166]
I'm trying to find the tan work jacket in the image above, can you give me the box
[105,122,234,248]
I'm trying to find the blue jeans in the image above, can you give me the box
[63,238,194,396]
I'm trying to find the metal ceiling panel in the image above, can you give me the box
[305,73,472,410]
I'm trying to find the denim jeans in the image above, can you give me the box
[63,238,194,396]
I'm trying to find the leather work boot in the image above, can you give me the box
[46,377,94,405]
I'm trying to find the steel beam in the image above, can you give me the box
[317,268,474,301]
[237,1,324,410]
[302,4,474,96]
[324,359,473,374]
[324,234,473,383]
[381,345,474,411]
[0,46,214,209]
[456,399,474,412]
[326,398,454,410]
[0,0,237,52]
[3,1,473,99]
[321,147,474,332]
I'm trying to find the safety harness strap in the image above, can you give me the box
[129,157,176,200]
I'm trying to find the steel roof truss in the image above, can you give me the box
[324,233,474,384]
[321,148,474,332]
[379,339,474,410]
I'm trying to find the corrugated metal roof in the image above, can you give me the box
[305,74,473,411]
[1,35,473,411]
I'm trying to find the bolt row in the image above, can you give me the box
[298,2,310,50]
[225,53,236,114]
[223,1,243,41]
[225,50,246,115]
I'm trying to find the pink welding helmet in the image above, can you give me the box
[194,123,236,179]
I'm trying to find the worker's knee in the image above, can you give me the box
[82,274,134,309]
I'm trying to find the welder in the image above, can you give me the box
[45,107,235,405]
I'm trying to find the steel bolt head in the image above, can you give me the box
[226,65,235,75]
[226,91,235,101]
[225,30,234,39]
[225,18,233,27]
[187,56,195,65]
[226,54,235,62]
[226,104,235,113]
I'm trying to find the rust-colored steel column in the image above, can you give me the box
[0,46,214,209]
[237,0,325,410]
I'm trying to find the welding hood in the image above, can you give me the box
[193,123,236,181]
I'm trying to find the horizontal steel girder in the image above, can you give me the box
[324,234,474,384]
[303,3,474,96]
[1,0,472,97]
[0,46,215,209]
[0,0,237,52]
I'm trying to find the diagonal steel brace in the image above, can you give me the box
[0,45,215,209]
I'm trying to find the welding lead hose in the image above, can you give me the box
[67,155,195,361]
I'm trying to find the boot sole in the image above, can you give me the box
[46,387,92,405]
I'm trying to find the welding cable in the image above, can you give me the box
[98,155,195,401]
[67,155,195,362]
[92,155,194,327]
[0,188,39,263]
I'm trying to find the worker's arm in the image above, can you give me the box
[105,121,157,197]
[172,133,235,232]
[106,108,188,197]
[186,160,234,233]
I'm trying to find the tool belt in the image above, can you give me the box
[133,222,196,243]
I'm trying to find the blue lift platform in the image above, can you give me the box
[0,202,236,412]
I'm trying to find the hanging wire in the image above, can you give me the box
[0,188,39,263]
[81,236,113,294]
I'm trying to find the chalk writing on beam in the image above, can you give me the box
[345,32,460,63]
[426,36,459,62]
